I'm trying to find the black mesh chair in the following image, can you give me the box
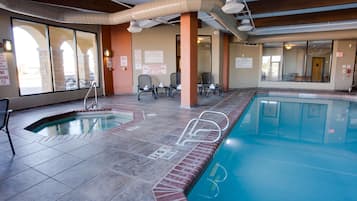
[200,72,212,95]
[137,74,157,101]
[0,99,15,155]
[169,72,181,97]
[200,72,223,96]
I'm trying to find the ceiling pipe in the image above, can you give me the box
[0,0,247,41]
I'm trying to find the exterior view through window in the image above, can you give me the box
[13,20,52,95]
[12,19,99,95]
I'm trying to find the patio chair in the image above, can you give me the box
[0,99,15,155]
[169,72,181,97]
[137,74,157,101]
[200,72,223,96]
[199,72,212,95]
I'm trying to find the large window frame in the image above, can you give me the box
[12,18,100,96]
[176,35,212,75]
[261,40,333,83]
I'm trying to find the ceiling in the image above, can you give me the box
[22,0,357,36]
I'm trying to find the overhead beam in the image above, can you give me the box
[30,0,128,13]
[254,8,357,27]
[248,0,357,14]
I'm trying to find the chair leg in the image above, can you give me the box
[6,130,15,155]
[152,90,158,99]
[137,92,141,101]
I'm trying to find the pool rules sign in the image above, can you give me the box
[0,53,10,86]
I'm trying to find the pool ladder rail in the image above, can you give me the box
[176,110,229,146]
[83,81,98,111]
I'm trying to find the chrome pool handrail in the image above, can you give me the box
[189,111,229,137]
[83,81,98,110]
[176,110,229,146]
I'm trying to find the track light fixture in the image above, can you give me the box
[222,0,245,14]
[238,19,253,31]
[127,20,142,33]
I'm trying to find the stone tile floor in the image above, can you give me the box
[1,88,356,201]
[0,90,252,201]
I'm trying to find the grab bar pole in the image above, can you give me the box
[83,81,98,110]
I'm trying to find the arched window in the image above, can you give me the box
[76,31,99,88]
[13,21,52,95]
[60,41,77,90]
[49,26,78,91]
[12,19,99,95]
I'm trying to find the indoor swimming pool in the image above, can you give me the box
[26,111,133,136]
[188,95,357,201]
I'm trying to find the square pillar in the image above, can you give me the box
[222,33,230,92]
[180,12,198,108]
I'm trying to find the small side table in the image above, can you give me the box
[205,84,223,96]
[155,86,170,97]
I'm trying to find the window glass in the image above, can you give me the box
[49,26,78,91]
[76,31,99,88]
[261,40,333,83]
[307,40,332,82]
[13,20,52,95]
[176,35,212,81]
[197,36,212,76]
[283,41,307,81]
[262,43,283,81]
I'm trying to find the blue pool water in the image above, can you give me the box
[188,95,357,201]
[31,112,133,136]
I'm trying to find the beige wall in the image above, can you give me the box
[0,9,103,110]
[333,40,357,90]
[229,38,357,90]
[229,43,261,88]
[131,25,222,92]
[132,25,177,90]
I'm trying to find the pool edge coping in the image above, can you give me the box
[152,89,357,201]
[152,91,255,201]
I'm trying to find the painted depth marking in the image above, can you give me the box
[148,146,177,160]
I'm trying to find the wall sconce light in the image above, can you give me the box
[103,49,113,71]
[104,49,112,57]
[3,39,12,52]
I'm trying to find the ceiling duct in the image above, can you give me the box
[0,0,247,41]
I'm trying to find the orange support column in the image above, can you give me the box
[101,25,114,96]
[111,23,133,94]
[222,33,230,92]
[180,12,198,108]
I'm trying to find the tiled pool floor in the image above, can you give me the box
[0,89,354,201]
